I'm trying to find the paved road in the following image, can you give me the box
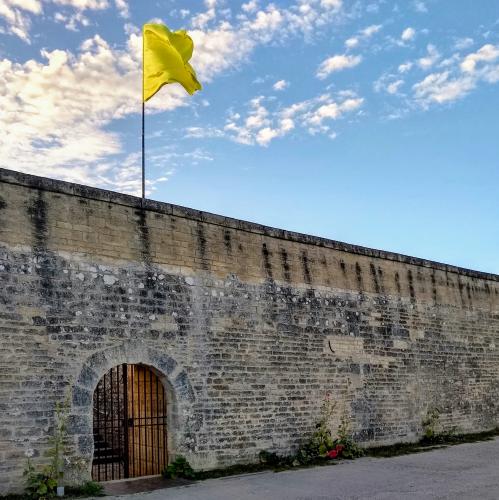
[100,438,499,499]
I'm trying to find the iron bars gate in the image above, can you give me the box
[92,364,168,481]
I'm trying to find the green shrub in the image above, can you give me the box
[162,456,195,480]
[294,442,324,466]
[23,461,57,500]
[294,394,364,464]
[422,408,441,441]
[258,450,281,467]
[258,450,293,468]
[420,408,458,444]
[65,481,104,497]
[23,396,71,499]
[334,416,364,459]
[296,394,336,463]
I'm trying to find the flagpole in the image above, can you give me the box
[142,100,145,201]
[141,28,145,203]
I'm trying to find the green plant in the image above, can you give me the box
[23,395,70,499]
[295,394,337,465]
[23,460,57,500]
[162,456,195,480]
[258,450,281,467]
[421,407,459,444]
[258,450,293,469]
[48,396,70,486]
[422,407,441,441]
[65,481,104,497]
[310,394,336,455]
[334,415,364,459]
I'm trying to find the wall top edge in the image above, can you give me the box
[0,167,497,282]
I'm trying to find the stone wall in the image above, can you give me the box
[0,167,498,494]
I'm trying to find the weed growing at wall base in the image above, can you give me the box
[0,481,103,500]
[22,396,71,499]
[162,456,196,480]
[23,460,57,500]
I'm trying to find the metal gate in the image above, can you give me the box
[92,364,168,481]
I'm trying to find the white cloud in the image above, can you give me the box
[374,73,404,95]
[2,0,42,14]
[273,79,289,91]
[114,0,128,18]
[345,37,358,49]
[345,24,381,49]
[184,126,224,139]
[398,61,413,73]
[189,25,251,82]
[3,0,347,46]
[461,44,499,73]
[0,0,109,41]
[241,0,344,41]
[413,1,427,13]
[255,118,294,146]
[317,54,362,79]
[0,0,41,41]
[192,0,217,29]
[454,37,474,51]
[320,0,342,8]
[54,10,90,31]
[417,44,440,69]
[190,0,347,84]
[242,0,258,13]
[413,71,475,104]
[1,0,351,188]
[249,5,283,32]
[305,97,363,126]
[386,80,404,94]
[401,27,416,42]
[244,96,270,129]
[361,24,382,37]
[52,0,108,9]
[0,33,188,193]
[412,44,499,106]
[224,91,362,146]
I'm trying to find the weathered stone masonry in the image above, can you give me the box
[0,167,498,494]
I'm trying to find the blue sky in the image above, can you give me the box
[0,0,498,273]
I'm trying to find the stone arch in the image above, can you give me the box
[66,341,196,483]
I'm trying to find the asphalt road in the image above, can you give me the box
[99,438,499,499]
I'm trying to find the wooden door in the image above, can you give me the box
[92,364,168,481]
[127,365,168,477]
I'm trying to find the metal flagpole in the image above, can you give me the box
[141,29,145,203]
[142,100,145,202]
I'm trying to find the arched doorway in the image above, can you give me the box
[92,364,168,481]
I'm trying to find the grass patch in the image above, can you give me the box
[194,456,338,481]
[365,427,499,458]
[3,428,498,498]
[195,462,272,480]
[65,481,105,497]
[0,481,104,500]
[196,427,499,479]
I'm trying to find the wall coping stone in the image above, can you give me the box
[1,167,497,282]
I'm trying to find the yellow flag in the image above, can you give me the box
[143,23,202,102]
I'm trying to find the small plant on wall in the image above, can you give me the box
[295,393,363,465]
[295,393,336,464]
[421,407,457,444]
[422,407,441,441]
[162,456,196,480]
[334,414,364,459]
[23,396,69,499]
[23,458,58,500]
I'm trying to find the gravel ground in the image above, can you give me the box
[98,438,499,500]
